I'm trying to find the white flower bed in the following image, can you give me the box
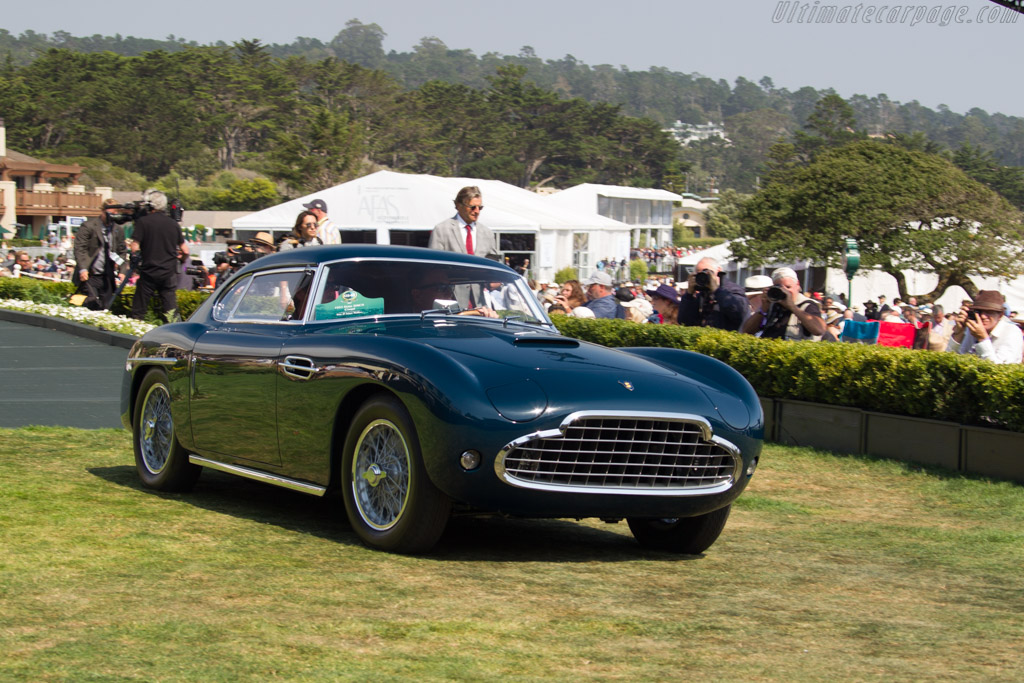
[0,299,155,337]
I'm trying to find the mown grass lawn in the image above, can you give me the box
[1,427,1022,681]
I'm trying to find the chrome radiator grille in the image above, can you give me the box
[496,412,739,495]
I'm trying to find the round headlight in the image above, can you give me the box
[460,450,482,471]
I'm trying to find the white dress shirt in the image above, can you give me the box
[956,316,1023,364]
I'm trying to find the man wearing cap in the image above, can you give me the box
[429,186,499,259]
[302,199,339,245]
[949,291,1022,364]
[130,189,187,321]
[576,270,625,319]
[74,198,128,309]
[741,267,825,341]
[678,256,749,331]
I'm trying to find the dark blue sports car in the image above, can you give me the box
[122,245,762,554]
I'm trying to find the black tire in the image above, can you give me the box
[627,505,732,554]
[132,370,201,492]
[341,395,450,553]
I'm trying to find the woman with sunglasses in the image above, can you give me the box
[280,210,323,250]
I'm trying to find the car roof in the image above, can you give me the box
[236,244,513,274]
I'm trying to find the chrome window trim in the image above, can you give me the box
[494,410,741,497]
[220,267,315,326]
[299,256,554,329]
[211,274,253,322]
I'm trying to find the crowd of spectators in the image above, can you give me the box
[532,265,1024,365]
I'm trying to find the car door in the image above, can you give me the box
[190,268,311,466]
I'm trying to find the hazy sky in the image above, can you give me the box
[8,0,1022,116]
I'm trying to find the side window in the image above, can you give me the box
[212,276,250,322]
[232,271,310,322]
[311,263,386,320]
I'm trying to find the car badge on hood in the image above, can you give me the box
[619,380,634,391]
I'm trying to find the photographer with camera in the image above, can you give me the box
[210,232,276,289]
[677,257,749,331]
[73,199,128,310]
[741,267,825,341]
[129,189,187,321]
[949,291,1022,364]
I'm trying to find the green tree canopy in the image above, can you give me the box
[733,139,1024,299]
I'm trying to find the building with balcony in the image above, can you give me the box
[544,183,682,250]
[0,118,111,239]
[662,121,729,147]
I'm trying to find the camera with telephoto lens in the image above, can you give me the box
[766,285,788,302]
[107,198,185,224]
[694,269,714,290]
[213,245,262,271]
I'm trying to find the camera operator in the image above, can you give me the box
[741,267,825,341]
[211,232,276,288]
[175,247,210,291]
[130,189,187,321]
[677,257,749,331]
[73,198,127,310]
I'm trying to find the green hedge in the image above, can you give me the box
[551,317,1024,433]
[0,278,210,322]
[7,279,1022,432]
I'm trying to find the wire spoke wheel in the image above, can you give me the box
[352,419,411,530]
[132,370,201,492]
[341,396,450,553]
[139,382,174,474]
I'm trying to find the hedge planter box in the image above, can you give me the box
[759,397,776,442]
[961,426,1024,484]
[764,396,1024,485]
[864,412,961,472]
[775,399,864,455]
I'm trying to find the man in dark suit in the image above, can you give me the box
[73,198,127,309]
[429,186,499,259]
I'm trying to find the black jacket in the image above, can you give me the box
[678,278,749,331]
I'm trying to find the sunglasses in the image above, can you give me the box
[463,204,483,212]
[301,222,317,228]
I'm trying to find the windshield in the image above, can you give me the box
[307,258,552,326]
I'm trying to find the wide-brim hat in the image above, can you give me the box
[744,274,773,295]
[249,232,276,249]
[970,290,1006,312]
[615,287,635,302]
[645,283,679,304]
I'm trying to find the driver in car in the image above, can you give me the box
[411,269,498,318]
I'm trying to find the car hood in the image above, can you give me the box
[312,318,752,430]
[378,318,667,374]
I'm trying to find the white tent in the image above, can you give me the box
[233,170,629,282]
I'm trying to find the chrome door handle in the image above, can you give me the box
[280,355,319,380]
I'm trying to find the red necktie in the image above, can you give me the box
[465,225,474,255]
